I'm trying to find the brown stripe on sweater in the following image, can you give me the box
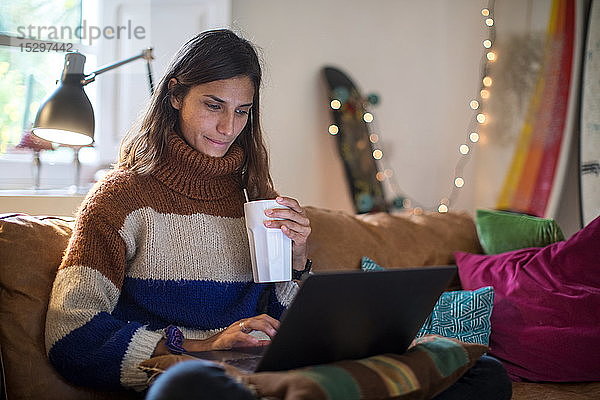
[60,134,252,287]
[137,173,247,218]
[151,131,248,204]
[60,200,128,288]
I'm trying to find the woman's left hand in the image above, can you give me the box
[264,196,311,270]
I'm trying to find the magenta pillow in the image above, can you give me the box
[455,216,600,382]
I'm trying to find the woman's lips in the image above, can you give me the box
[205,136,229,146]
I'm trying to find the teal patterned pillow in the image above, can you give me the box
[361,257,494,345]
[360,256,386,271]
[415,286,494,345]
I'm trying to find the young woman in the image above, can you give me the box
[45,29,310,391]
[46,29,511,400]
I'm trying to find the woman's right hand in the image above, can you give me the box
[187,314,280,352]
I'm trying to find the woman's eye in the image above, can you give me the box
[206,103,221,110]
[236,109,249,115]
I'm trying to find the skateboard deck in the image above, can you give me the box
[322,66,387,213]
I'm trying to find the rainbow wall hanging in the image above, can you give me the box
[497,0,584,217]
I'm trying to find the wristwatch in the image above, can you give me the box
[292,258,312,281]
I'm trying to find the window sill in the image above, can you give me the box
[0,156,100,191]
[0,189,87,216]
[0,188,88,196]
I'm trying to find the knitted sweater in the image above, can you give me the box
[45,132,298,391]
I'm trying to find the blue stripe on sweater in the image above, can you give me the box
[112,277,281,330]
[49,279,286,390]
[49,312,142,390]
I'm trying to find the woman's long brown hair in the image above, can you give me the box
[117,29,275,200]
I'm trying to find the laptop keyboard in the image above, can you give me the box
[224,356,262,373]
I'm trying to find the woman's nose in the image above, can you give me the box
[217,112,236,136]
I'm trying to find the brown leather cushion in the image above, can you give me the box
[512,381,600,400]
[0,214,136,400]
[306,207,482,272]
[3,211,593,399]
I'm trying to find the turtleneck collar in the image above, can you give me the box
[152,131,245,200]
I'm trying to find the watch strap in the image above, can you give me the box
[292,258,312,281]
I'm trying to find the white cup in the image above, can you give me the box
[244,199,292,283]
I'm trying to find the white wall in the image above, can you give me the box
[95,0,232,166]
[232,0,489,213]
[231,0,584,236]
[4,0,582,234]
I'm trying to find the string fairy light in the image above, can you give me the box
[436,0,496,213]
[358,102,415,209]
[324,0,497,214]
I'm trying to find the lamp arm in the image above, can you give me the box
[82,48,154,86]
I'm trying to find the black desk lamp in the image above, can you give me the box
[32,48,154,146]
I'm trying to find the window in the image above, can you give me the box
[0,1,84,151]
[0,0,231,192]
[0,0,99,190]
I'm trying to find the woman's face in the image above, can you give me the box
[171,76,254,157]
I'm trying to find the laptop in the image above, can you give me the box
[188,265,457,373]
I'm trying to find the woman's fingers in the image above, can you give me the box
[236,314,279,337]
[265,211,310,227]
[265,218,310,234]
[275,196,304,214]
[264,207,309,227]
[257,313,280,328]
[264,196,311,243]
[269,221,310,248]
[215,332,260,349]
[281,225,311,242]
[208,315,281,350]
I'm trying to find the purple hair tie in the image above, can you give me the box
[164,325,186,355]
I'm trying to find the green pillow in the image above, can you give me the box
[475,209,565,254]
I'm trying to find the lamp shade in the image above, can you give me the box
[32,52,95,146]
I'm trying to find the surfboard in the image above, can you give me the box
[580,0,600,226]
[545,0,586,220]
[497,0,586,220]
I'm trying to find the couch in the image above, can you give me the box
[1,208,599,399]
